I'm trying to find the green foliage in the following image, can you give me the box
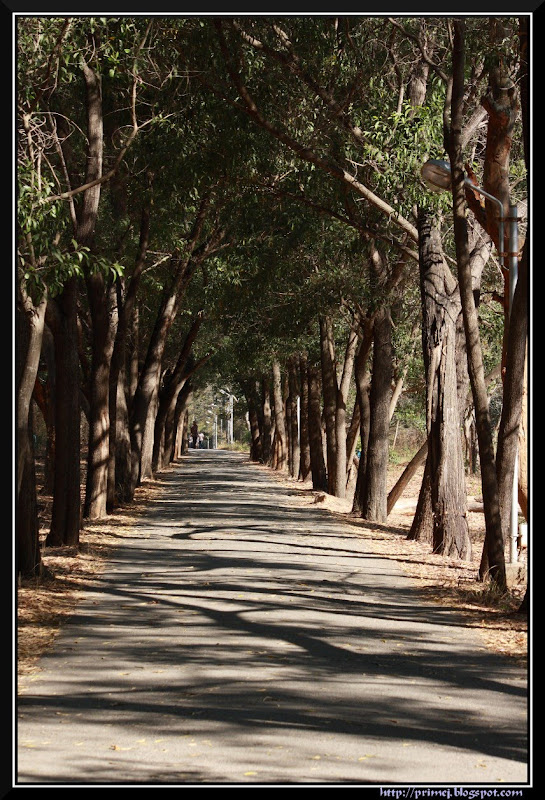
[17,161,85,298]
[361,91,449,218]
[17,14,521,441]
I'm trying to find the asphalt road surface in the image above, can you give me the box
[16,450,529,787]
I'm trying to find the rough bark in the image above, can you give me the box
[360,306,392,523]
[494,239,528,543]
[298,354,311,481]
[46,277,81,546]
[517,348,528,521]
[492,17,529,561]
[84,275,117,519]
[108,197,151,508]
[287,356,300,479]
[17,290,47,501]
[16,298,46,577]
[112,366,133,507]
[418,209,470,558]
[352,322,373,515]
[261,375,273,465]
[307,364,327,492]
[408,456,434,543]
[345,398,361,488]
[172,384,192,460]
[33,328,56,494]
[271,359,288,471]
[334,315,361,498]
[247,393,263,462]
[46,60,105,543]
[317,313,360,497]
[78,61,113,520]
[447,20,506,589]
[319,316,338,493]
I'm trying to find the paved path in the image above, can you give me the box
[17,450,528,786]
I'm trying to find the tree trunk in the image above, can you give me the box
[130,262,189,487]
[78,61,116,520]
[261,375,273,465]
[319,316,338,494]
[247,398,263,462]
[46,278,81,546]
[418,209,470,558]
[447,20,506,589]
[334,315,360,498]
[517,15,529,535]
[35,327,56,495]
[388,438,427,516]
[172,385,192,460]
[307,364,327,492]
[517,348,528,520]
[108,196,151,508]
[84,275,117,519]
[17,406,41,577]
[16,291,46,500]
[495,239,527,540]
[360,306,392,523]
[46,60,105,544]
[271,359,288,471]
[287,356,300,478]
[298,354,311,481]
[16,298,46,577]
[352,369,371,514]
[112,366,133,507]
[464,409,478,474]
[345,398,361,488]
[492,17,529,553]
[408,455,434,543]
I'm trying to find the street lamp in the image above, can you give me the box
[421,159,508,266]
[421,158,521,563]
[420,158,453,192]
[218,388,237,444]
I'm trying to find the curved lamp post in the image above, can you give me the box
[420,158,521,563]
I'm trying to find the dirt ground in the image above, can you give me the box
[17,456,528,694]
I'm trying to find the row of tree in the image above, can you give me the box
[16,16,529,604]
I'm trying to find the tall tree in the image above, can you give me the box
[446,19,506,589]
[418,208,470,557]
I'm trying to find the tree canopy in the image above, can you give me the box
[17,14,529,599]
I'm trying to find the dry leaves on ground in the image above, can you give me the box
[17,479,164,693]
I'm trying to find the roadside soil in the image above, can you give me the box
[17,454,528,695]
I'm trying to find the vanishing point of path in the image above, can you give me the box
[17,450,528,786]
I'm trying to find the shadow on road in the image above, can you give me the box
[18,451,528,784]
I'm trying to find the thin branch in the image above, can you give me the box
[213,21,419,243]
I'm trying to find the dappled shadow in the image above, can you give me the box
[17,450,528,785]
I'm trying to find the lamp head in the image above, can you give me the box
[420,159,453,192]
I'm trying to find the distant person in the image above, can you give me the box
[198,432,205,449]
[191,420,198,448]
